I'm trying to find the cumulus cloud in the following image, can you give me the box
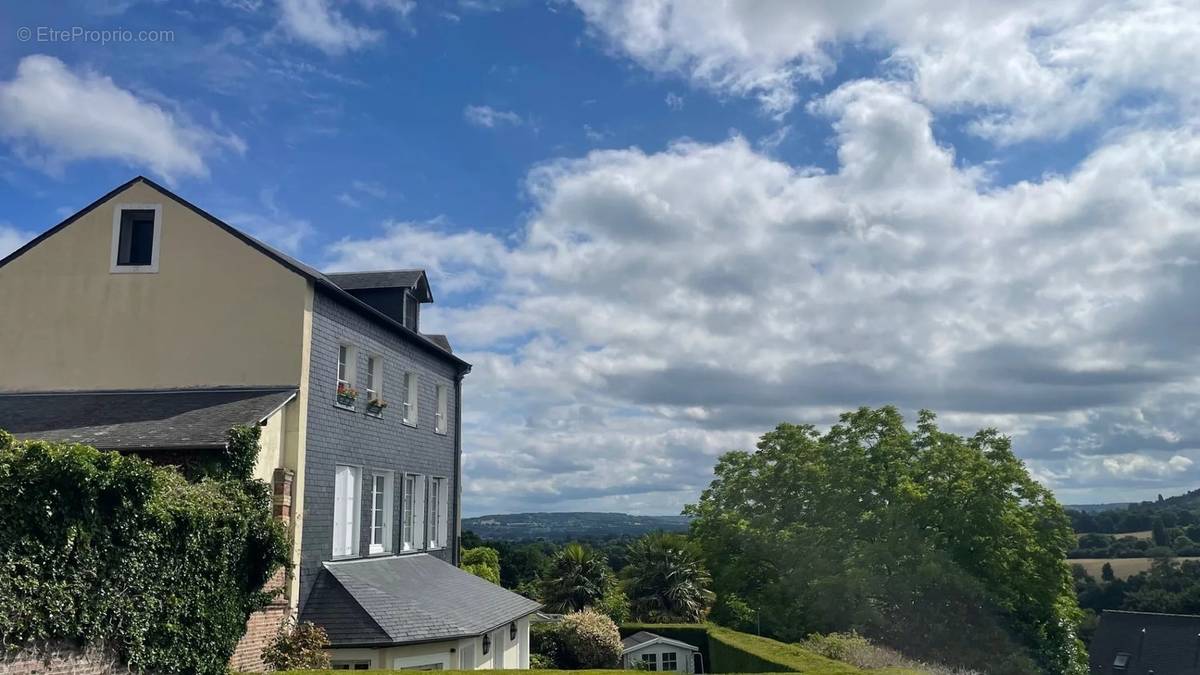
[276,0,413,55]
[463,104,523,128]
[0,224,33,258]
[325,78,1200,512]
[0,56,243,182]
[572,0,1200,140]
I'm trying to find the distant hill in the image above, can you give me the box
[1067,502,1133,513]
[463,512,691,541]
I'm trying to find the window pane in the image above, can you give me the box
[117,210,155,266]
[338,346,348,382]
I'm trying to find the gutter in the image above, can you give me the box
[453,370,464,567]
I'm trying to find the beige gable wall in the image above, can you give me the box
[0,180,310,391]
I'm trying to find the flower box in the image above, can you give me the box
[366,399,388,416]
[336,385,358,408]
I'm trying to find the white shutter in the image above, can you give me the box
[333,466,347,556]
[412,475,426,549]
[437,479,449,548]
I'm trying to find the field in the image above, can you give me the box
[1074,530,1151,541]
[1072,556,1200,579]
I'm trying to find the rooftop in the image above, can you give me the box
[0,387,296,450]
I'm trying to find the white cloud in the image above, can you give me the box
[327,80,1200,511]
[463,104,523,128]
[0,224,33,258]
[228,187,313,254]
[276,0,413,55]
[0,56,243,182]
[664,92,684,110]
[572,1,1200,140]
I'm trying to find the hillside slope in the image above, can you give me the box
[463,512,690,541]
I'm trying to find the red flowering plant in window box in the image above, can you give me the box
[336,384,358,407]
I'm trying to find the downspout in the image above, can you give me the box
[453,367,468,566]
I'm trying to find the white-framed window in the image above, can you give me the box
[365,355,383,407]
[661,652,678,671]
[435,385,448,435]
[332,465,361,557]
[369,471,394,554]
[402,372,419,426]
[428,477,449,549]
[331,661,371,670]
[641,654,658,671]
[110,204,162,273]
[336,344,358,407]
[402,473,426,550]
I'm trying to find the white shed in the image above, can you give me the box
[620,631,702,673]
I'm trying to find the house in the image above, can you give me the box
[1089,609,1200,674]
[621,632,702,673]
[0,176,540,671]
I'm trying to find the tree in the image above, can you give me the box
[462,546,501,584]
[540,543,615,613]
[685,407,1085,675]
[624,532,714,622]
[556,609,623,668]
[262,620,331,671]
[1101,562,1115,582]
[1153,517,1169,547]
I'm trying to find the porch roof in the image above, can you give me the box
[302,553,542,647]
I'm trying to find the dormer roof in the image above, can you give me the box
[327,270,433,303]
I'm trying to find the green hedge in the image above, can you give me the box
[619,624,919,674]
[0,428,289,674]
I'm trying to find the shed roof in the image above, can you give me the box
[621,631,700,654]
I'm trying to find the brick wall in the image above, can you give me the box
[229,467,296,671]
[1,644,132,675]
[298,288,463,609]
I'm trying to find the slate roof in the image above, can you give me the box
[0,176,469,373]
[621,631,699,653]
[0,387,296,450]
[327,270,425,291]
[423,334,453,353]
[1089,610,1200,674]
[301,554,541,647]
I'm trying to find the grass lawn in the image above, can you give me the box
[1071,556,1200,579]
[275,671,925,674]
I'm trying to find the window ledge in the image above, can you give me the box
[434,429,448,436]
[334,402,356,412]
[401,419,417,428]
[366,411,384,419]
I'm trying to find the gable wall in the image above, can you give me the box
[0,181,309,391]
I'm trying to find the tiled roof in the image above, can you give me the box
[1089,610,1200,674]
[301,554,541,646]
[0,387,296,450]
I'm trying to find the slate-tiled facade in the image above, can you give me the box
[299,286,462,609]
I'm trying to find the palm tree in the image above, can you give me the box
[625,532,714,622]
[540,542,614,613]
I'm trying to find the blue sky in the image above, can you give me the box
[2,1,1200,515]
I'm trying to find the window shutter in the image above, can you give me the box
[333,467,347,556]
[438,479,449,547]
[412,476,426,549]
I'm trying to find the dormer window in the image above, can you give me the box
[110,204,161,273]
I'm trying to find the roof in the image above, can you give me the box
[621,631,700,654]
[0,176,469,373]
[423,334,453,353]
[1089,610,1200,674]
[0,387,296,450]
[327,270,433,302]
[301,554,542,647]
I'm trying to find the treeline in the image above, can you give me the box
[1068,499,1198,535]
[1074,557,1200,643]
[1068,506,1200,558]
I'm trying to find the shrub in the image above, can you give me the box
[529,652,556,669]
[0,429,289,674]
[531,621,565,668]
[558,609,623,668]
[597,584,631,623]
[262,620,331,671]
[462,546,502,584]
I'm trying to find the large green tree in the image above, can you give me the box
[685,407,1085,675]
[624,532,714,622]
[540,543,615,613]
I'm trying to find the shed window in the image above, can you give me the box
[661,652,678,671]
[641,653,658,671]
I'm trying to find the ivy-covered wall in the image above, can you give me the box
[0,427,289,675]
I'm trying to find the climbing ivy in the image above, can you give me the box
[0,426,289,674]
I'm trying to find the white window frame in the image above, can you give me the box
[365,355,383,405]
[110,204,162,274]
[641,653,658,671]
[337,344,358,407]
[428,476,449,549]
[369,471,394,554]
[435,385,448,435]
[332,465,362,558]
[402,372,419,426]
[661,652,678,671]
[402,473,426,551]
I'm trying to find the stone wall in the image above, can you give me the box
[0,644,131,675]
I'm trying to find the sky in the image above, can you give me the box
[1,1,1199,516]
